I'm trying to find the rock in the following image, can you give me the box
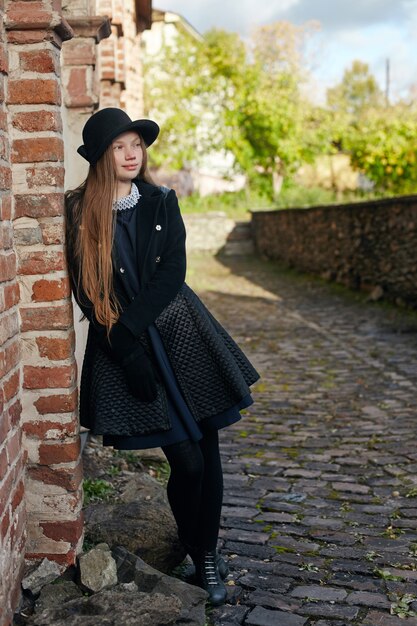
[78,543,118,592]
[35,580,82,612]
[21,559,62,596]
[28,586,182,626]
[84,474,185,573]
[246,606,307,626]
[112,546,207,626]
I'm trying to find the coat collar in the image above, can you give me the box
[134,179,166,198]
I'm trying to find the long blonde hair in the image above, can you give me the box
[65,133,154,334]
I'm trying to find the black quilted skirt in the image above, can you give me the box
[102,323,253,450]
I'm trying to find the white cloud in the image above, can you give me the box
[155,0,417,98]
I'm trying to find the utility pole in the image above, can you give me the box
[385,58,390,106]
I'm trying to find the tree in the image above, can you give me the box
[327,60,384,117]
[346,105,417,193]
[144,22,327,197]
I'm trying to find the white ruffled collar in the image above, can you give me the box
[113,183,141,211]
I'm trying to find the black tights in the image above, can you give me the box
[162,430,223,552]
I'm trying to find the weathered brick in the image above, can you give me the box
[12,110,62,133]
[36,334,73,359]
[0,251,16,281]
[1,507,10,540]
[0,448,8,481]
[0,222,13,249]
[26,165,65,188]
[0,111,7,130]
[0,164,11,190]
[12,138,63,164]
[0,43,8,74]
[23,364,74,389]
[0,340,20,378]
[39,220,64,245]
[8,400,22,428]
[3,370,19,402]
[63,39,95,66]
[65,67,94,107]
[11,479,24,513]
[23,417,77,438]
[6,1,52,29]
[15,192,63,218]
[0,310,19,346]
[18,250,64,275]
[24,548,77,567]
[7,29,52,45]
[8,79,61,105]
[28,462,82,491]
[0,398,10,443]
[0,470,14,512]
[34,390,77,414]
[0,134,8,160]
[19,49,57,73]
[38,439,80,464]
[10,506,25,549]
[3,283,20,310]
[41,516,84,543]
[32,278,69,302]
[0,196,12,220]
[20,303,72,331]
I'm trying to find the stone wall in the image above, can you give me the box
[251,195,417,305]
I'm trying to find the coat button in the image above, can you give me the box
[120,267,125,274]
[156,256,161,263]
[155,224,162,231]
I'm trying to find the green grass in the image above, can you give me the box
[83,478,114,505]
[178,183,390,220]
[179,189,271,220]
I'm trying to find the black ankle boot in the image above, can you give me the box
[183,546,229,581]
[194,550,227,606]
[216,553,229,579]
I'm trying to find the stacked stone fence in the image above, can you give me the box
[251,195,417,306]
[183,213,253,255]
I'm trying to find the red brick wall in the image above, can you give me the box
[0,3,26,624]
[0,2,82,623]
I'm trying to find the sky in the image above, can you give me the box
[155,0,417,103]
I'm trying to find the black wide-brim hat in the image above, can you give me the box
[77,107,160,166]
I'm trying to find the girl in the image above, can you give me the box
[65,108,259,606]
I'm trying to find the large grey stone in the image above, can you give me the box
[84,474,185,573]
[112,546,207,626]
[35,580,83,612]
[21,559,62,595]
[28,586,182,626]
[78,544,118,592]
[246,606,307,626]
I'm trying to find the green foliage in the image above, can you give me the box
[327,60,384,116]
[83,479,114,505]
[346,106,417,193]
[374,568,405,582]
[179,189,273,219]
[145,23,417,203]
[144,22,327,198]
[390,594,417,619]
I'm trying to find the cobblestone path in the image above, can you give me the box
[187,253,417,626]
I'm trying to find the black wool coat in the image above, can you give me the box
[65,179,259,437]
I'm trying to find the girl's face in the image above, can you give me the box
[112,131,143,182]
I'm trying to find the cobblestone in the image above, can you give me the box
[188,254,417,626]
